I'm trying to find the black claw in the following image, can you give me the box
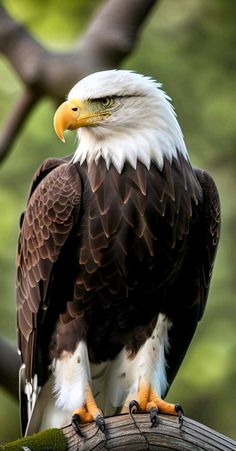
[129,400,140,414]
[175,404,184,415]
[150,407,159,428]
[71,413,83,436]
[175,404,184,428]
[96,414,106,433]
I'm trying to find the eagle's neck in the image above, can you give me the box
[72,97,189,173]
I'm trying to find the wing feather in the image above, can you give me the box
[165,168,220,392]
[16,162,81,382]
[194,168,221,311]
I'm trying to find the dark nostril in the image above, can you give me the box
[71,107,78,111]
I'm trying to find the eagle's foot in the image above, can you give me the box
[72,407,106,434]
[72,385,105,434]
[128,383,184,428]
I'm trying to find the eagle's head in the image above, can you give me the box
[54,70,188,172]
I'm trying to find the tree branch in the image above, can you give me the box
[0,89,40,163]
[0,0,158,97]
[0,0,158,162]
[0,5,49,91]
[1,414,236,450]
[78,0,158,66]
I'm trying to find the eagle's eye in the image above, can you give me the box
[100,97,114,108]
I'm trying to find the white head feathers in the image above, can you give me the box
[69,70,188,172]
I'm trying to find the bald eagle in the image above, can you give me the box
[17,70,220,435]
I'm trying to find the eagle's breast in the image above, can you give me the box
[52,154,202,363]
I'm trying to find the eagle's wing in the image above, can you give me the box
[164,169,220,392]
[16,159,81,385]
[27,155,73,198]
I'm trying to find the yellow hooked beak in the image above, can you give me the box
[54,98,111,142]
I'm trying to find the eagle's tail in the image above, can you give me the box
[20,370,70,435]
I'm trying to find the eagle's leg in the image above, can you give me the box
[54,340,105,434]
[118,314,183,427]
[72,384,105,433]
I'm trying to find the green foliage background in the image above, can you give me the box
[0,0,235,443]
